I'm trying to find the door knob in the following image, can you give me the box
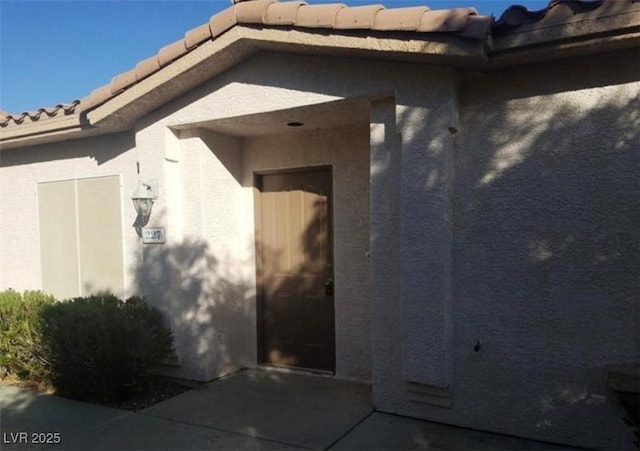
[324,278,334,296]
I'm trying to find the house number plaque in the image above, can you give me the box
[142,227,166,244]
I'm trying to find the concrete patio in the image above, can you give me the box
[0,368,583,450]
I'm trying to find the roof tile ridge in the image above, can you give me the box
[335,4,385,29]
[72,0,493,117]
[295,3,347,28]
[236,0,277,23]
[492,0,607,33]
[418,7,479,33]
[81,0,281,112]
[373,5,430,31]
[0,100,80,127]
[79,1,243,112]
[264,1,307,25]
[492,2,549,31]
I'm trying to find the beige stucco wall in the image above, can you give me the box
[0,133,137,298]
[2,46,637,450]
[130,52,443,382]
[453,49,639,449]
[156,122,372,382]
[242,123,371,380]
[0,53,416,384]
[133,126,256,381]
[370,48,640,450]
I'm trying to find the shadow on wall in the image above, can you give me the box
[132,236,256,381]
[0,132,134,167]
[450,65,639,444]
[368,48,639,448]
[129,185,333,380]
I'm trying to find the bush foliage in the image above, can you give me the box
[38,294,175,402]
[0,290,175,403]
[0,290,54,380]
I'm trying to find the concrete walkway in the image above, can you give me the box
[1,369,581,450]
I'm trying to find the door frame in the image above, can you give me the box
[253,165,335,371]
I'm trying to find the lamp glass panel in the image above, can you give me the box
[133,198,153,216]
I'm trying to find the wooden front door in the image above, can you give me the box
[256,168,335,372]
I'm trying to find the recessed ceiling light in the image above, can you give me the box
[287,121,304,127]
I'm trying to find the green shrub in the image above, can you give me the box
[0,290,55,380]
[37,294,174,402]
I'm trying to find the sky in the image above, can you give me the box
[0,0,550,113]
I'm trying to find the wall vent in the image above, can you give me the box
[406,381,452,408]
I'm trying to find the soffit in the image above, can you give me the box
[184,97,372,137]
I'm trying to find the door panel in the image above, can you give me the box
[257,169,335,371]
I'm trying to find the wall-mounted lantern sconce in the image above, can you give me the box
[132,180,157,230]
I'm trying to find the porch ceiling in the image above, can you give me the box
[181,97,372,137]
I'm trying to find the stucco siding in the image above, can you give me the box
[396,71,457,391]
[0,133,136,297]
[2,45,636,450]
[452,50,639,449]
[370,98,403,411]
[374,48,639,450]
[134,52,448,134]
[243,123,372,381]
[133,122,371,382]
[133,128,255,381]
[131,52,438,382]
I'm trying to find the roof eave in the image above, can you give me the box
[85,25,487,131]
[0,26,486,150]
[489,5,640,66]
[0,114,97,150]
[489,29,640,69]
[4,9,638,150]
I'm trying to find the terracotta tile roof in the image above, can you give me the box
[0,0,490,128]
[0,0,636,129]
[76,0,490,113]
[0,102,81,127]
[493,0,604,34]
[490,0,639,54]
